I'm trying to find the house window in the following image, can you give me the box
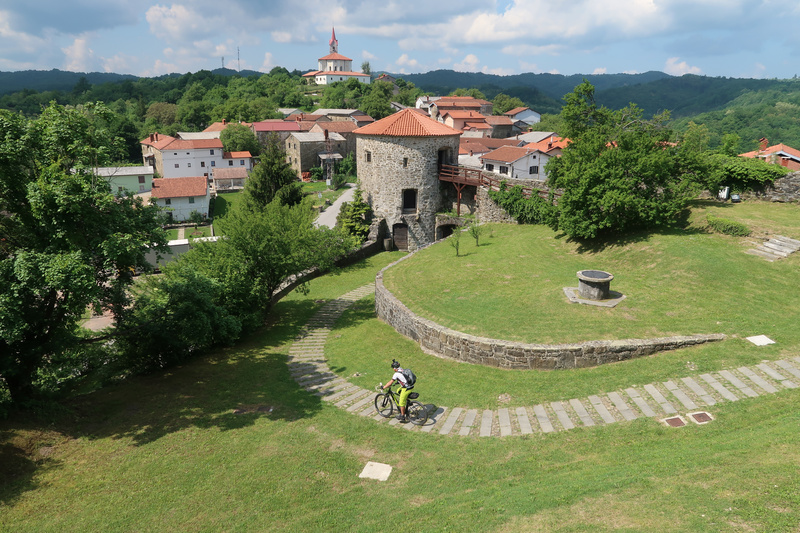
[138,176,145,183]
[228,160,233,166]
[240,160,245,165]
[188,163,191,167]
[211,161,215,167]
[174,152,178,155]
[402,189,418,214]
[165,199,171,205]
[201,161,205,167]
[174,163,179,168]
[118,186,124,193]
[485,163,494,172]
[529,166,539,174]
[499,165,509,175]
[403,157,408,168]
[210,150,215,155]
[366,151,372,163]
[189,197,195,204]
[139,184,145,192]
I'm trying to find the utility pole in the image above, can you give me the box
[221,56,224,69]
[237,47,241,72]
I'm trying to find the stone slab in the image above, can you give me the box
[480,410,494,437]
[681,377,716,406]
[569,398,596,426]
[746,335,775,346]
[421,407,446,433]
[533,404,555,433]
[643,384,677,414]
[738,366,778,393]
[588,395,616,424]
[498,408,512,437]
[460,409,478,436]
[515,407,533,434]
[718,370,759,398]
[359,461,392,481]
[664,380,698,410]
[774,360,800,381]
[625,388,656,418]
[699,373,739,402]
[551,401,575,430]
[439,407,462,435]
[608,392,638,421]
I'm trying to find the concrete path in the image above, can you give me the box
[314,184,356,228]
[289,284,800,437]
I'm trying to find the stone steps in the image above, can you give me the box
[747,234,800,261]
[288,283,800,437]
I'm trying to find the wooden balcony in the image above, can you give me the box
[438,164,557,201]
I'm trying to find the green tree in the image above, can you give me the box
[186,201,357,320]
[145,102,179,127]
[492,93,525,115]
[361,61,371,75]
[220,122,261,156]
[547,83,700,240]
[242,133,297,210]
[336,188,372,241]
[0,103,168,404]
[360,81,393,119]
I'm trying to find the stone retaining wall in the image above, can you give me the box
[375,252,725,370]
[756,171,800,202]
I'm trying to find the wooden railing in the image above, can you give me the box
[438,164,558,200]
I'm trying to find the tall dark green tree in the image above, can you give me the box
[0,103,168,404]
[241,133,299,209]
[220,123,261,156]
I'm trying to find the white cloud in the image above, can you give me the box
[396,53,419,68]
[261,52,275,72]
[664,57,702,75]
[454,53,480,72]
[362,50,376,60]
[593,67,607,74]
[62,36,95,72]
[102,53,137,74]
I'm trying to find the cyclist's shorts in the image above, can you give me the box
[398,386,412,407]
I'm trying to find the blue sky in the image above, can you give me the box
[1,1,798,79]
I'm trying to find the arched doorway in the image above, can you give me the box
[437,224,456,240]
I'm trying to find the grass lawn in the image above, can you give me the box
[212,190,243,219]
[302,180,352,207]
[186,225,212,239]
[3,205,800,532]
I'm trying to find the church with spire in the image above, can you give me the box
[303,28,371,85]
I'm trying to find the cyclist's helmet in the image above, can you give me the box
[391,359,400,369]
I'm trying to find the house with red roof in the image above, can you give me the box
[480,146,545,181]
[504,107,541,133]
[739,138,800,171]
[150,176,210,222]
[303,28,371,85]
[141,133,224,179]
[222,151,253,172]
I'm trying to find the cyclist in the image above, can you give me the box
[382,360,412,423]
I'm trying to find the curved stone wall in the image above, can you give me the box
[375,251,725,370]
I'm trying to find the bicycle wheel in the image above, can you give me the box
[407,401,428,426]
[374,393,394,417]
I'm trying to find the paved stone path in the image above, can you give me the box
[288,283,800,437]
[745,234,800,262]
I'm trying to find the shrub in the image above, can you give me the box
[488,183,557,225]
[706,214,751,236]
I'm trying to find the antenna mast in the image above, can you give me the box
[237,47,241,72]
[221,56,224,69]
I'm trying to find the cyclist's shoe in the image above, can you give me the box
[397,415,408,423]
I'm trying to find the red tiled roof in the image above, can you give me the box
[480,146,539,164]
[527,135,570,154]
[307,70,370,77]
[204,120,252,132]
[252,121,301,133]
[504,107,530,116]
[443,110,486,119]
[213,167,249,179]
[353,108,462,137]
[740,143,800,161]
[310,122,358,133]
[224,151,252,159]
[140,133,223,151]
[465,122,491,130]
[485,116,513,125]
[460,137,522,155]
[318,52,352,61]
[151,177,207,199]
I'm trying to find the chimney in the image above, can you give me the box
[469,150,473,156]
[149,134,154,142]
[222,119,227,126]
[760,137,768,151]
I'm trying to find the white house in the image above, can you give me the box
[302,28,371,86]
[95,165,154,196]
[141,133,224,179]
[150,176,210,222]
[504,107,541,127]
[480,145,545,181]
[222,151,253,171]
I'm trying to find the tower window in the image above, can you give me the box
[365,151,372,163]
[403,157,408,168]
[402,189,418,214]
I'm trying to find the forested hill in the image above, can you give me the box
[0,69,138,95]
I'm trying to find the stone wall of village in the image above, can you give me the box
[375,253,725,370]
[752,171,800,202]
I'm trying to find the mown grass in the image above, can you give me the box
[3,204,800,532]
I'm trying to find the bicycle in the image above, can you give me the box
[374,383,428,426]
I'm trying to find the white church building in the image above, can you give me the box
[303,28,371,85]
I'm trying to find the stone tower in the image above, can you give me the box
[354,109,462,251]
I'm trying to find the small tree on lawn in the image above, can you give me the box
[449,229,462,257]
[336,188,372,241]
[468,222,485,246]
